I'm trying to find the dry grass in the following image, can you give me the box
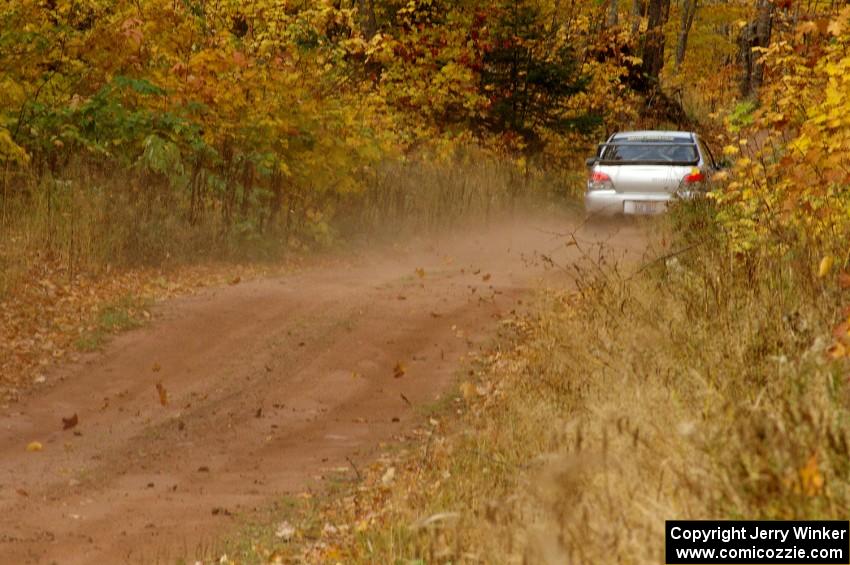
[0,150,564,297]
[337,150,575,241]
[224,201,850,564]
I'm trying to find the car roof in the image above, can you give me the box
[609,130,695,141]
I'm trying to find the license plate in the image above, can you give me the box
[624,200,664,215]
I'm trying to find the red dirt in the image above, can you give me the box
[0,213,648,564]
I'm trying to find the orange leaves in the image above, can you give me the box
[828,306,850,360]
[796,454,825,497]
[828,6,850,37]
[828,341,847,360]
[120,17,144,47]
[231,50,250,69]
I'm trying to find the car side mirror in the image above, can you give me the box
[585,157,596,168]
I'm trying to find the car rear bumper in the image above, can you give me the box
[584,190,674,217]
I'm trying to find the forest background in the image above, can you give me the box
[3,1,850,561]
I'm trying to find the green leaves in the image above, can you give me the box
[139,134,183,177]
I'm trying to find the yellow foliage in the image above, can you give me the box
[715,18,850,255]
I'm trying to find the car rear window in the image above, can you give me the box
[599,142,698,165]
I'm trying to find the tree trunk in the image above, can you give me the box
[631,0,643,35]
[738,0,774,97]
[640,0,670,91]
[357,0,378,39]
[608,0,619,27]
[675,0,698,69]
[751,0,774,94]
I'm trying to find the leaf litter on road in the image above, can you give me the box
[156,382,168,406]
[61,413,78,430]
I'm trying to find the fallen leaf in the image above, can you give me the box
[15,488,28,497]
[819,256,834,278]
[152,362,161,372]
[229,276,241,285]
[393,362,406,378]
[381,466,396,486]
[828,341,847,359]
[397,295,407,300]
[156,382,168,406]
[415,267,426,279]
[798,454,825,496]
[62,413,78,430]
[26,441,43,452]
[197,465,210,472]
[482,273,491,281]
[430,311,442,318]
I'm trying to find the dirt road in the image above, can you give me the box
[0,213,647,564]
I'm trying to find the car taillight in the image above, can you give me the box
[588,170,614,191]
[682,170,705,184]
